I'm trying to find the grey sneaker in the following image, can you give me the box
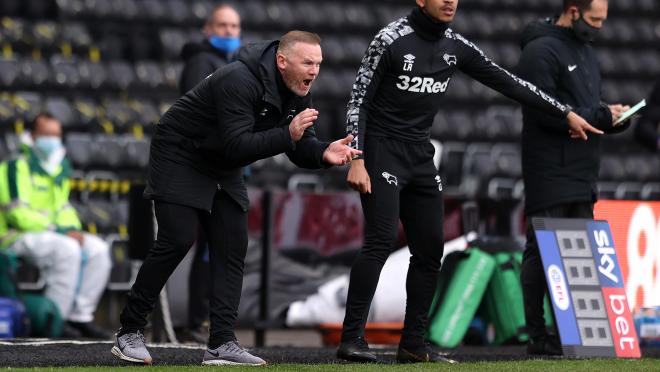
[111,330,153,365]
[202,341,266,366]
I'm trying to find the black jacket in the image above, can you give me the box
[179,40,234,95]
[145,40,330,211]
[518,18,630,215]
[635,78,659,152]
[347,7,570,156]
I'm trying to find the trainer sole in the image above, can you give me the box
[202,359,267,366]
[111,345,153,365]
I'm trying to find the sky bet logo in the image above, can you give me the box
[396,76,450,94]
[589,223,623,288]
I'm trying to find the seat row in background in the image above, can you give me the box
[0,92,169,134]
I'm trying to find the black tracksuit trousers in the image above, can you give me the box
[120,190,247,348]
[521,202,593,340]
[341,137,445,348]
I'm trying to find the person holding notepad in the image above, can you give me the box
[516,0,633,356]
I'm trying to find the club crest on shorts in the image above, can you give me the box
[382,172,398,186]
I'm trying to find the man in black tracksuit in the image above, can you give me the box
[111,31,360,366]
[517,0,632,356]
[179,4,241,95]
[178,3,241,343]
[338,0,602,364]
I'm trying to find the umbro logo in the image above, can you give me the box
[286,109,296,120]
[403,54,415,71]
[568,65,578,72]
[443,54,457,66]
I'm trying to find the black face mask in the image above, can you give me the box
[572,11,600,43]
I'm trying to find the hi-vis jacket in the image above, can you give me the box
[0,150,81,248]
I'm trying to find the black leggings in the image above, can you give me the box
[341,137,445,347]
[120,191,247,347]
[521,202,593,339]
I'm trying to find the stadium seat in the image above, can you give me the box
[165,0,192,25]
[624,155,655,181]
[44,96,78,128]
[157,63,180,93]
[19,59,51,88]
[462,142,494,196]
[31,21,58,54]
[439,142,466,189]
[77,60,108,90]
[159,28,189,59]
[13,91,43,123]
[60,22,93,52]
[599,156,626,181]
[50,55,81,88]
[0,94,16,127]
[491,143,521,178]
[597,181,618,200]
[641,183,660,201]
[615,182,643,200]
[135,61,166,90]
[65,132,94,168]
[0,57,21,87]
[122,136,150,168]
[103,99,137,129]
[107,61,136,90]
[72,97,101,128]
[98,32,125,60]
[128,99,160,126]
[92,135,124,168]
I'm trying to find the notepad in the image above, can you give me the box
[613,99,646,125]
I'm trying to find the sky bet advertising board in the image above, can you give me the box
[532,218,641,358]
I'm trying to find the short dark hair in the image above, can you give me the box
[277,31,321,55]
[563,0,596,11]
[30,112,58,132]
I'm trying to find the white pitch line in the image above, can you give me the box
[0,340,206,350]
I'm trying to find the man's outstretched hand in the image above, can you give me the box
[567,111,604,140]
[323,134,362,166]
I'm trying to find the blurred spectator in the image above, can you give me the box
[0,113,112,339]
[517,0,632,356]
[178,3,242,345]
[179,3,241,94]
[635,78,660,152]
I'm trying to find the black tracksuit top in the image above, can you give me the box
[145,40,329,211]
[518,18,630,215]
[347,7,571,156]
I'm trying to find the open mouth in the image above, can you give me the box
[302,79,313,89]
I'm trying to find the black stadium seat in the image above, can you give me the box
[13,91,43,123]
[19,59,50,88]
[65,133,94,168]
[135,61,166,90]
[50,55,81,88]
[44,96,78,128]
[107,61,136,90]
[0,57,21,87]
